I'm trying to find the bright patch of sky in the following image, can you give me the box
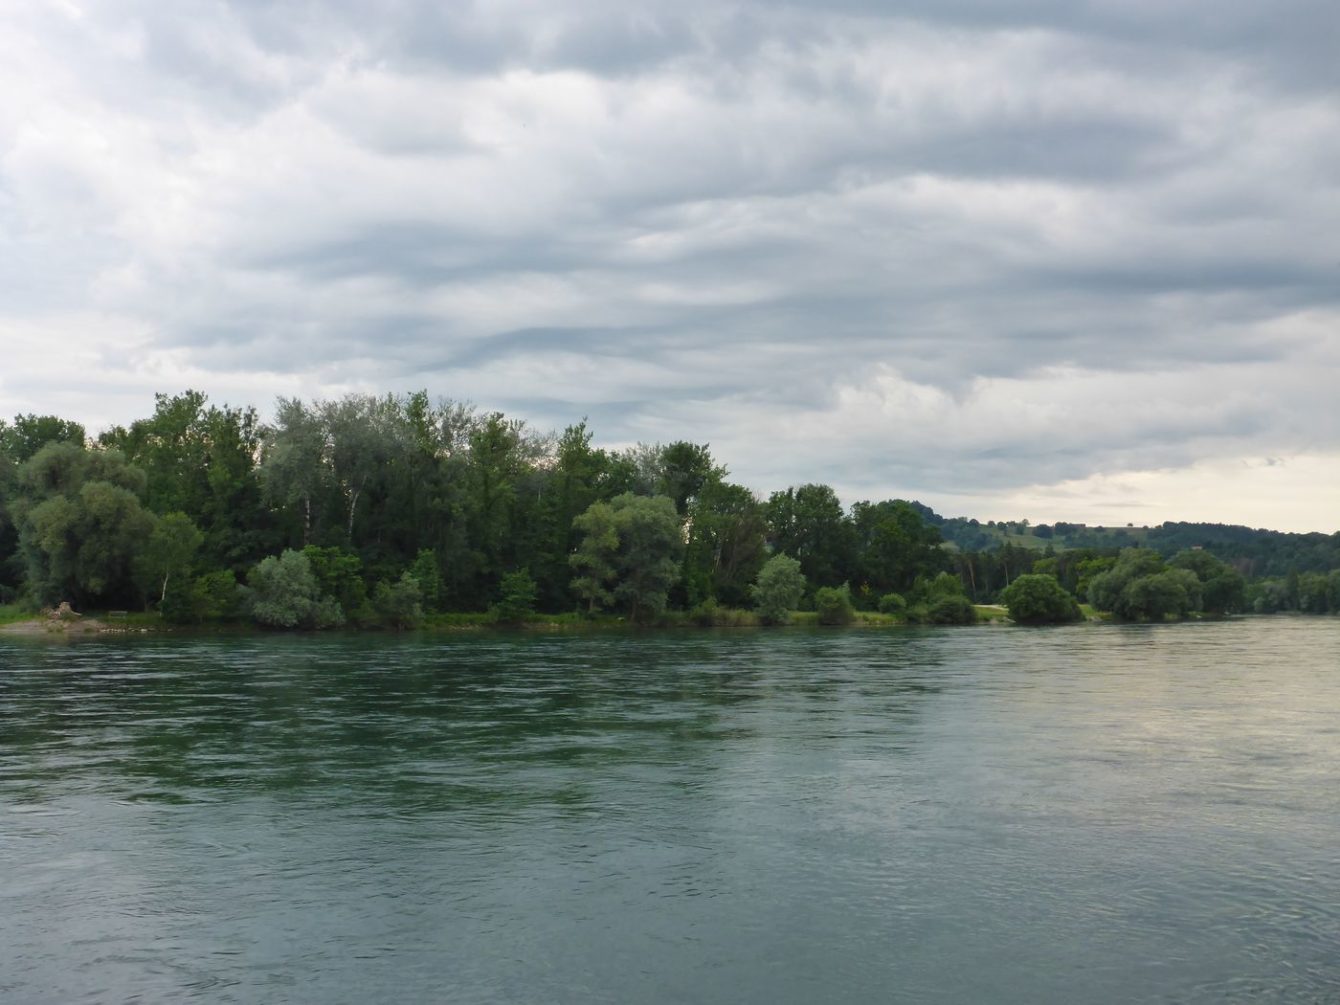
[1,1,1337,530]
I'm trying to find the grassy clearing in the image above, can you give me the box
[973,605,1009,623]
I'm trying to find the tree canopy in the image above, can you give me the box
[0,390,1334,627]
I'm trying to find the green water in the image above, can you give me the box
[2,620,1339,1002]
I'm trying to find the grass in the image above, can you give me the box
[0,603,33,626]
[96,610,165,629]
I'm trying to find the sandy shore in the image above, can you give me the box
[0,617,111,636]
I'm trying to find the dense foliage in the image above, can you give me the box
[1000,575,1083,624]
[1,391,1337,628]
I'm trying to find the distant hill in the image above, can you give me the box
[920,507,1340,578]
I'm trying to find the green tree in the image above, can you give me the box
[12,443,155,606]
[531,420,609,609]
[301,545,366,618]
[406,548,444,612]
[922,595,977,624]
[102,391,274,574]
[851,499,946,594]
[610,494,683,622]
[570,500,620,613]
[164,569,242,624]
[877,592,907,614]
[1000,574,1082,624]
[136,512,203,607]
[1169,548,1245,614]
[570,494,682,621]
[1296,571,1330,614]
[682,479,767,607]
[766,484,855,588]
[1087,549,1165,612]
[814,583,856,625]
[657,441,722,515]
[491,569,538,624]
[751,554,806,625]
[259,398,331,547]
[1113,569,1199,621]
[244,550,344,629]
[372,572,424,630]
[0,414,86,463]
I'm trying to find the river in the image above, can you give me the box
[2,620,1338,1002]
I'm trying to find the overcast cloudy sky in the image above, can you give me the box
[2,1,1337,530]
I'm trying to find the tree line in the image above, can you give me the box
[0,390,1337,628]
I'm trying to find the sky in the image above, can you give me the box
[1,1,1337,532]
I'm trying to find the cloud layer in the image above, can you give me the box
[2,1,1337,529]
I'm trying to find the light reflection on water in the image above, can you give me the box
[2,620,1339,1003]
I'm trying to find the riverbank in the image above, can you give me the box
[0,604,1019,636]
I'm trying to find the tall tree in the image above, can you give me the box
[260,398,332,548]
[765,484,855,588]
[571,494,682,621]
[101,391,273,573]
[12,443,156,606]
[683,478,767,607]
[851,499,946,595]
[570,500,619,613]
[135,512,204,606]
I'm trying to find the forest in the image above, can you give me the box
[1,390,1338,629]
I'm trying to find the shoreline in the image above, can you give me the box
[1,607,1018,638]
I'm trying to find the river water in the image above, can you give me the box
[2,620,1338,1003]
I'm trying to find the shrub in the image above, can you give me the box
[244,550,344,629]
[877,592,907,615]
[372,572,424,630]
[690,598,721,626]
[490,569,537,625]
[925,595,977,624]
[814,583,855,625]
[161,569,242,624]
[751,554,806,625]
[406,549,443,612]
[905,595,977,625]
[1113,569,1198,621]
[688,599,759,627]
[999,574,1081,624]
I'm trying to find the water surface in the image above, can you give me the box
[2,620,1339,1002]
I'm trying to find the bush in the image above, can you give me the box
[244,550,344,629]
[301,546,366,619]
[690,598,721,626]
[407,549,443,612]
[999,574,1081,624]
[751,554,806,625]
[1113,569,1198,621]
[925,595,977,624]
[924,572,967,599]
[814,583,855,625]
[904,595,977,625]
[877,592,907,615]
[490,569,537,624]
[161,569,242,624]
[372,572,424,630]
[689,599,759,627]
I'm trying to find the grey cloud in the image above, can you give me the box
[2,0,1337,527]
